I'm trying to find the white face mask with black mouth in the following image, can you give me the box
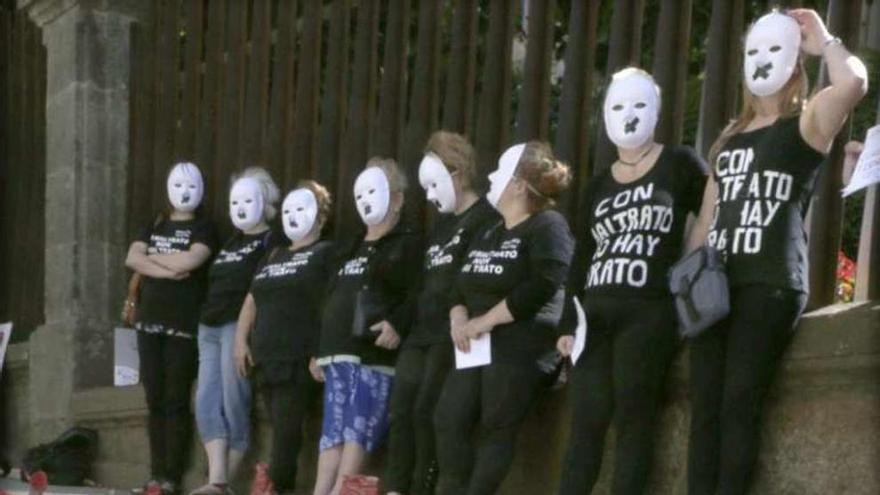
[603,71,660,150]
[354,167,391,226]
[282,188,319,242]
[744,12,801,97]
[486,143,526,209]
[229,177,265,232]
[418,153,457,214]
[167,162,204,212]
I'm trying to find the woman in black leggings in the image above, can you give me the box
[125,162,217,495]
[385,131,498,495]
[685,9,867,494]
[234,180,336,493]
[433,141,574,495]
[556,67,707,495]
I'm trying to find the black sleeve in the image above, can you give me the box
[192,218,219,252]
[384,233,425,336]
[506,212,574,321]
[136,221,155,244]
[678,146,709,215]
[559,179,601,335]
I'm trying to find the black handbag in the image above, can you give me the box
[668,245,730,338]
[351,289,388,340]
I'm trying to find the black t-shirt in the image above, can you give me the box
[707,116,824,291]
[453,210,574,365]
[200,230,276,325]
[406,198,500,348]
[575,145,707,298]
[250,240,336,372]
[136,217,218,336]
[318,224,422,367]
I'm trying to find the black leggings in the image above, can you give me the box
[260,363,318,493]
[688,284,806,495]
[558,296,678,495]
[433,361,545,495]
[138,332,198,484]
[385,343,453,494]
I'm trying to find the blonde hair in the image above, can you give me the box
[424,131,478,187]
[515,141,572,212]
[365,156,408,193]
[708,22,809,164]
[233,166,281,220]
[297,179,333,226]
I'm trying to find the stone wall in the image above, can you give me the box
[4,302,878,494]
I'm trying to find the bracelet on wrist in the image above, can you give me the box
[823,36,842,49]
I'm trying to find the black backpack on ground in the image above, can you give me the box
[20,427,98,486]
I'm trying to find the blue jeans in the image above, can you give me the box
[195,322,252,451]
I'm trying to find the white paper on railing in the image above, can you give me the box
[571,298,589,366]
[0,322,12,377]
[114,327,140,386]
[843,124,880,197]
[455,333,492,369]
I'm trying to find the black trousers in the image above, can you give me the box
[385,342,453,494]
[138,332,199,484]
[558,296,678,495]
[688,284,806,495]
[433,361,545,495]
[260,363,318,493]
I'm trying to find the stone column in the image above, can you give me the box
[19,0,148,440]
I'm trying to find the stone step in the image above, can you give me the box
[0,475,120,495]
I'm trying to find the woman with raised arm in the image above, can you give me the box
[433,142,574,495]
[685,9,868,494]
[311,158,422,495]
[556,67,707,495]
[234,180,336,494]
[191,168,280,495]
[385,131,499,495]
[125,162,217,495]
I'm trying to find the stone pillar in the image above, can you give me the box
[19,0,148,440]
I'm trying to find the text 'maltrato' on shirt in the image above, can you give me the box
[572,145,707,299]
[452,209,574,365]
[136,216,218,336]
[405,198,500,348]
[707,116,824,291]
[249,239,336,370]
[200,230,277,326]
[318,222,423,368]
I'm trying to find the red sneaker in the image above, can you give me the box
[249,463,274,495]
[339,475,380,495]
[28,471,48,495]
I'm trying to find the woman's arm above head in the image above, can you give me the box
[791,9,869,153]
[148,243,213,272]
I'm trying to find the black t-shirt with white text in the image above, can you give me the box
[578,145,706,297]
[200,230,276,326]
[707,116,824,291]
[406,198,499,348]
[250,240,336,370]
[136,217,218,336]
[454,210,574,365]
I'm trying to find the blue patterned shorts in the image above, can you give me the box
[319,361,393,452]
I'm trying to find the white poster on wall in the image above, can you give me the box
[0,322,12,377]
[843,124,880,197]
[114,327,140,386]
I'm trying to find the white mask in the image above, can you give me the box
[354,167,391,226]
[281,188,319,242]
[229,177,265,232]
[167,162,204,212]
[744,12,801,97]
[418,153,457,214]
[603,71,660,150]
[486,143,526,209]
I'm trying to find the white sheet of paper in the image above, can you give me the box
[843,124,880,197]
[114,327,140,386]
[571,298,588,365]
[455,333,492,369]
[0,322,12,377]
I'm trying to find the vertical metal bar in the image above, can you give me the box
[372,0,410,160]
[514,0,555,142]
[288,0,324,186]
[316,0,351,193]
[177,0,204,159]
[651,0,692,146]
[242,0,272,164]
[196,0,227,220]
[442,0,478,135]
[266,0,297,185]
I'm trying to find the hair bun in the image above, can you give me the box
[535,159,572,200]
